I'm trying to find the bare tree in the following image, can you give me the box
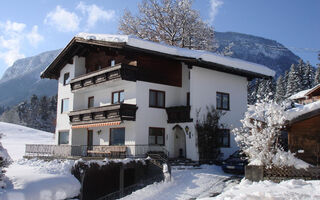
[119,0,216,51]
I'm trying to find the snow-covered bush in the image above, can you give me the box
[232,95,307,168]
[0,133,11,188]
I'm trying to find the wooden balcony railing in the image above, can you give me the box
[70,63,138,91]
[69,103,138,125]
[166,106,192,123]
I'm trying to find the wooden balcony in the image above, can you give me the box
[69,103,138,125]
[165,106,193,123]
[70,63,138,91]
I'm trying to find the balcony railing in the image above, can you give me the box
[70,63,138,91]
[25,144,169,158]
[69,103,138,125]
[166,106,192,123]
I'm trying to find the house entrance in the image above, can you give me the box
[173,125,186,158]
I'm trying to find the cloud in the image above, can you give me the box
[44,5,80,32]
[76,2,115,29]
[27,26,44,47]
[209,0,223,23]
[0,20,44,66]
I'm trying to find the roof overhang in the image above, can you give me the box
[41,36,274,80]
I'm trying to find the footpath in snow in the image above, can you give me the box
[0,122,81,200]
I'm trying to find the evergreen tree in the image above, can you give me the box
[314,67,320,86]
[302,61,314,89]
[256,78,275,100]
[275,75,286,103]
[286,64,302,98]
[39,96,48,120]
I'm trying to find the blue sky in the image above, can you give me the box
[0,0,319,77]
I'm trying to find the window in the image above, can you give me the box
[110,128,125,145]
[58,131,69,145]
[111,60,116,66]
[88,96,94,108]
[149,128,165,145]
[61,98,69,113]
[186,92,190,106]
[149,90,165,108]
[216,92,230,110]
[63,72,70,85]
[112,90,124,104]
[219,129,230,148]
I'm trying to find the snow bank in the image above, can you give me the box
[202,179,320,200]
[75,157,146,167]
[0,122,54,160]
[286,101,320,121]
[1,159,80,200]
[76,33,275,77]
[272,150,309,169]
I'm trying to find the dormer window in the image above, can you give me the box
[63,72,70,85]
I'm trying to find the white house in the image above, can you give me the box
[38,33,274,161]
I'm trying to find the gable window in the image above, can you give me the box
[112,90,124,104]
[149,90,165,108]
[149,128,165,145]
[63,72,70,85]
[216,92,230,110]
[88,96,94,108]
[219,129,230,148]
[58,131,69,145]
[61,98,69,113]
[110,128,125,145]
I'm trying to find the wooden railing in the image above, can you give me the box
[69,103,138,125]
[165,106,192,123]
[70,63,138,91]
[25,144,169,158]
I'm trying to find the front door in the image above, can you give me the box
[87,130,93,150]
[173,126,186,158]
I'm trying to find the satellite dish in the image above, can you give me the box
[87,35,96,40]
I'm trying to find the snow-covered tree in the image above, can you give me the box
[232,96,286,166]
[233,97,309,168]
[275,75,286,103]
[286,64,302,98]
[314,67,320,86]
[256,79,275,100]
[301,61,314,90]
[119,0,216,50]
[0,133,11,188]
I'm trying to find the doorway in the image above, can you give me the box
[87,129,93,150]
[173,125,186,158]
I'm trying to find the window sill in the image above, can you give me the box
[149,106,165,109]
[216,108,230,111]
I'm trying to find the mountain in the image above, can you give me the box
[215,32,301,76]
[0,49,60,107]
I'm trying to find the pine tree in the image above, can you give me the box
[257,78,275,100]
[301,61,314,89]
[39,96,49,121]
[286,64,302,98]
[275,75,286,103]
[119,0,216,50]
[314,67,320,86]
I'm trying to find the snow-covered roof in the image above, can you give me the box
[288,89,311,100]
[289,84,320,100]
[76,33,275,77]
[286,101,320,121]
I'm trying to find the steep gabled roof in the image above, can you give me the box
[41,33,275,79]
[289,84,320,100]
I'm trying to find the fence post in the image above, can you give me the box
[245,165,264,182]
[119,165,124,198]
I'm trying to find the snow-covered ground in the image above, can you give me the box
[0,122,80,200]
[0,122,54,160]
[122,165,236,200]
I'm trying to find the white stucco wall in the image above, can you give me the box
[190,66,248,159]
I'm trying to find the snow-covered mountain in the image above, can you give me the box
[0,49,60,107]
[215,32,301,76]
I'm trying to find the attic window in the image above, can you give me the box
[63,72,70,85]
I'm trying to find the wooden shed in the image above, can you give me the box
[286,107,320,166]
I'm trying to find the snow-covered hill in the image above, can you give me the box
[0,122,54,160]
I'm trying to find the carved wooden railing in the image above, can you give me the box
[70,63,138,91]
[165,106,192,123]
[69,103,138,125]
[25,144,87,157]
